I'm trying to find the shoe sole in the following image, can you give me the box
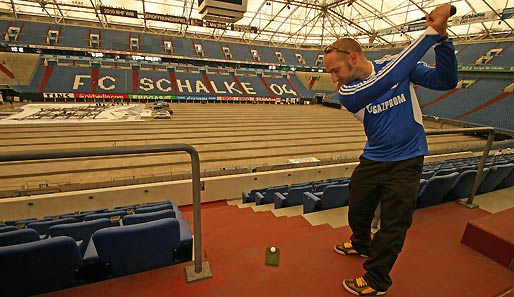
[343,280,387,296]
[333,245,368,257]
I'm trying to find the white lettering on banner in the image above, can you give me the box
[156,79,171,92]
[195,80,210,93]
[240,82,256,95]
[269,84,297,96]
[176,79,192,93]
[282,84,297,95]
[98,76,116,90]
[366,93,407,114]
[224,82,242,94]
[73,75,90,89]
[139,78,154,91]
[210,81,226,94]
[269,84,283,95]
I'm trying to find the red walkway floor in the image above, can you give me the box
[41,201,514,297]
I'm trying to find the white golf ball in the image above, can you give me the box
[270,246,276,253]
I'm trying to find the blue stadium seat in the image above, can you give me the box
[274,185,314,209]
[91,218,181,277]
[48,218,114,256]
[84,210,128,222]
[255,185,289,205]
[496,166,514,189]
[0,226,17,233]
[417,172,459,208]
[303,184,350,214]
[134,204,175,214]
[4,218,38,226]
[444,169,490,203]
[0,237,84,297]
[476,163,514,194]
[27,217,78,237]
[242,187,267,203]
[123,209,176,225]
[0,229,40,247]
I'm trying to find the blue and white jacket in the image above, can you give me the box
[338,27,458,161]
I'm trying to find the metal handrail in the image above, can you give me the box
[426,126,496,208]
[0,143,212,281]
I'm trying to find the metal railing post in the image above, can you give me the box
[0,144,212,283]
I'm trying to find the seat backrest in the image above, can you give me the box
[285,185,314,206]
[92,218,181,277]
[134,204,173,214]
[84,210,128,221]
[497,166,514,189]
[27,217,78,236]
[123,209,176,225]
[142,200,172,207]
[80,208,108,214]
[4,218,37,226]
[0,226,17,233]
[433,168,458,176]
[315,181,338,192]
[321,184,350,210]
[418,172,459,208]
[0,229,40,247]
[0,236,83,297]
[263,185,288,204]
[248,187,267,202]
[443,169,478,202]
[48,218,113,242]
[477,163,514,194]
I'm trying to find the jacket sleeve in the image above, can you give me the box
[338,27,443,113]
[409,40,458,90]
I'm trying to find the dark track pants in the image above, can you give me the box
[348,155,424,291]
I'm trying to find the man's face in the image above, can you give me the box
[323,51,355,88]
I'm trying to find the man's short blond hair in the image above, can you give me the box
[330,38,363,54]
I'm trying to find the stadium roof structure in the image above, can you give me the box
[0,0,513,49]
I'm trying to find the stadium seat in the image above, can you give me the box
[0,237,84,297]
[0,226,17,233]
[80,208,109,214]
[255,185,288,205]
[444,168,490,203]
[476,163,514,194]
[274,185,313,208]
[242,187,267,203]
[433,167,458,176]
[4,218,38,226]
[27,217,78,237]
[48,218,114,256]
[303,184,350,214]
[495,165,514,189]
[123,209,176,225]
[134,203,175,214]
[91,218,181,277]
[417,172,459,208]
[84,210,128,222]
[0,228,40,247]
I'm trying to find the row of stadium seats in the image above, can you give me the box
[0,200,192,297]
[242,154,514,213]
